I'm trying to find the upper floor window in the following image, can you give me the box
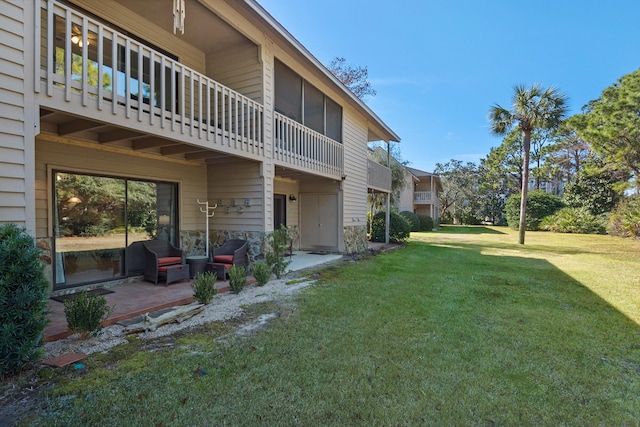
[274,59,343,143]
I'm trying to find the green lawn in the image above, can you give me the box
[28,226,640,426]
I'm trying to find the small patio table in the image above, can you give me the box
[186,255,209,279]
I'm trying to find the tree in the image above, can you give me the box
[489,84,568,244]
[482,129,525,196]
[562,159,627,215]
[434,159,480,224]
[546,119,592,183]
[529,129,552,190]
[328,57,376,100]
[573,69,640,193]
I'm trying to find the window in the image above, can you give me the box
[304,82,324,134]
[325,96,342,142]
[52,13,177,111]
[274,59,343,143]
[275,60,302,121]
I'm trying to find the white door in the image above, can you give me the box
[299,193,338,251]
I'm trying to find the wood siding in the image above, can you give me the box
[206,160,264,232]
[398,172,415,212]
[35,138,207,238]
[0,0,28,226]
[342,109,369,226]
[207,44,263,103]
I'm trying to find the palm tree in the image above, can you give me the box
[489,84,568,244]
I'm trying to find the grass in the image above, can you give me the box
[25,226,640,426]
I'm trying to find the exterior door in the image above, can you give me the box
[299,193,338,251]
[52,171,178,289]
[274,194,287,230]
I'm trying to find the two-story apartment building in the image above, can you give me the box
[1,0,398,291]
[398,167,442,225]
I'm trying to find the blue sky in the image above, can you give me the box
[257,0,640,173]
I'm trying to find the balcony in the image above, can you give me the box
[367,159,392,192]
[414,191,436,204]
[274,113,344,179]
[36,0,343,178]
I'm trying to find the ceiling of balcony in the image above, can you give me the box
[111,0,254,55]
[38,107,241,166]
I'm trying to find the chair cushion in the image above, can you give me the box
[214,255,234,263]
[158,257,182,265]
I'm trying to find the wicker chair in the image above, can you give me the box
[142,240,188,285]
[207,239,249,280]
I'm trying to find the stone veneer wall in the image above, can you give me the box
[36,237,54,290]
[181,229,266,263]
[343,225,367,254]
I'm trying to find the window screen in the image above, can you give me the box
[304,82,324,134]
[275,60,302,122]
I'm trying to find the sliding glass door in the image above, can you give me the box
[53,171,178,289]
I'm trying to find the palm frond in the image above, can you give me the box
[488,104,513,136]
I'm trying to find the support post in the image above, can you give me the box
[385,141,391,244]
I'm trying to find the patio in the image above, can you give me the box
[43,251,344,342]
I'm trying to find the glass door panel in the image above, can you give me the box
[54,172,126,288]
[53,172,179,289]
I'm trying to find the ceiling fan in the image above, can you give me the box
[70,23,98,48]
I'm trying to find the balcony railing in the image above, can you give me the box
[414,191,436,203]
[38,0,264,157]
[274,112,343,178]
[367,159,391,192]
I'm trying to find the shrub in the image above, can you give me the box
[64,290,114,339]
[440,211,454,224]
[399,211,420,232]
[505,191,564,231]
[191,271,217,304]
[607,197,640,239]
[562,160,623,215]
[252,262,271,286]
[539,207,607,234]
[228,265,247,294]
[370,211,410,243]
[266,225,292,279]
[0,224,50,377]
[417,214,434,231]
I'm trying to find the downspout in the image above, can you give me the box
[385,141,390,244]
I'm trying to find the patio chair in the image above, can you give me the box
[142,240,188,286]
[207,239,249,280]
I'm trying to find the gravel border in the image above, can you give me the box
[43,277,318,359]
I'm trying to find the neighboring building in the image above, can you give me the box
[528,179,564,196]
[398,167,442,225]
[1,0,397,291]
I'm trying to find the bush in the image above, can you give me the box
[64,290,114,339]
[399,211,420,232]
[539,207,607,234]
[370,211,410,243]
[228,265,246,294]
[562,160,623,215]
[607,197,640,239]
[252,262,271,286]
[191,271,217,304]
[505,191,564,231]
[440,211,454,224]
[266,225,292,279]
[0,224,50,377]
[417,215,434,231]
